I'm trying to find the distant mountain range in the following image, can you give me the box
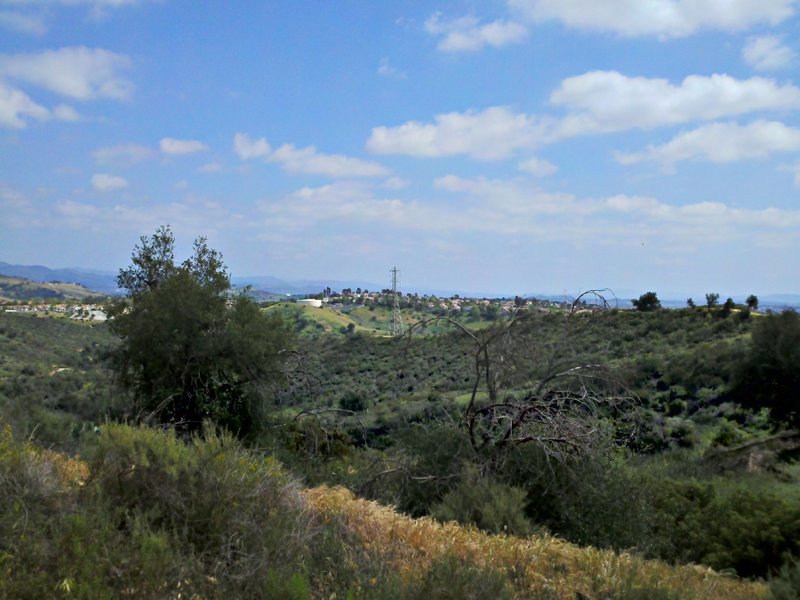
[0,262,120,294]
[1,261,798,307]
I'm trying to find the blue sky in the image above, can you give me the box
[1,0,799,298]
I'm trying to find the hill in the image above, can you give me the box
[0,262,118,294]
[0,424,768,599]
[0,274,103,302]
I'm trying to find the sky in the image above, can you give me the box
[1,0,799,298]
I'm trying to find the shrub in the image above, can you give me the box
[432,465,534,536]
[770,556,800,600]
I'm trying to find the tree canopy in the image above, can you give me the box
[732,309,800,428]
[632,291,661,312]
[108,226,292,436]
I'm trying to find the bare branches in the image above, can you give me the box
[404,290,637,462]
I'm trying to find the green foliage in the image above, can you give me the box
[732,310,800,428]
[632,291,661,312]
[108,227,292,436]
[404,554,513,600]
[0,423,316,599]
[0,312,118,448]
[770,556,800,600]
[711,420,747,447]
[431,464,534,536]
[645,476,800,577]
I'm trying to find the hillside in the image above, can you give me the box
[0,274,103,302]
[0,424,768,599]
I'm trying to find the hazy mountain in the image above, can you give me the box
[0,262,118,294]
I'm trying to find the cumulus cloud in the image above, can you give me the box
[367,106,547,160]
[508,0,795,38]
[233,132,271,159]
[257,176,800,248]
[0,46,133,100]
[616,121,800,166]
[159,137,208,155]
[0,81,49,128]
[269,144,390,177]
[550,71,800,137]
[93,143,157,166]
[742,35,795,70]
[518,157,558,176]
[235,132,390,177]
[425,12,527,52]
[91,173,128,191]
[367,72,800,160]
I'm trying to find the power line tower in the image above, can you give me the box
[390,266,404,336]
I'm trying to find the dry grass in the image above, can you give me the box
[304,485,768,600]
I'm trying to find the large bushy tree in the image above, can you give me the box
[732,309,800,428]
[632,291,661,312]
[108,226,292,436]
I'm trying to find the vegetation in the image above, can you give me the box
[2,236,800,596]
[632,291,662,311]
[107,227,292,436]
[732,309,800,428]
[0,274,102,303]
[0,423,768,599]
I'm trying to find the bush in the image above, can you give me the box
[404,554,513,600]
[432,464,534,536]
[0,423,316,598]
[770,556,800,600]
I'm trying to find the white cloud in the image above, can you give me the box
[0,10,47,35]
[235,132,390,177]
[617,121,800,166]
[159,137,208,155]
[382,176,411,190]
[434,174,800,235]
[508,0,795,38]
[367,106,547,160]
[743,35,795,71]
[377,57,406,78]
[269,144,390,177]
[0,46,133,100]
[258,176,800,248]
[233,132,271,159]
[91,173,128,191]
[368,72,800,160]
[518,157,558,176]
[425,12,527,52]
[0,81,48,128]
[550,71,800,137]
[93,143,157,166]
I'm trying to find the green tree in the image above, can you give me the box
[746,294,759,311]
[732,310,800,428]
[686,298,696,309]
[632,291,661,312]
[108,226,292,436]
[721,297,736,317]
[705,293,719,311]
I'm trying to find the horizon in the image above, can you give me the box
[2,2,800,296]
[3,258,799,304]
